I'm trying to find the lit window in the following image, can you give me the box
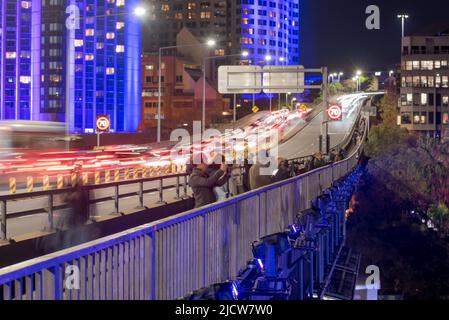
[443,96,449,106]
[74,39,84,47]
[75,53,83,59]
[106,68,115,75]
[96,43,104,50]
[50,75,61,82]
[6,52,17,59]
[145,64,154,70]
[116,22,125,30]
[116,45,124,53]
[85,54,94,61]
[21,1,31,9]
[106,32,115,39]
[174,13,183,20]
[85,29,95,36]
[161,4,170,11]
[188,2,196,10]
[421,93,427,105]
[201,12,211,19]
[215,49,225,56]
[20,76,31,84]
[117,0,125,6]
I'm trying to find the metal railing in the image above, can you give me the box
[0,139,362,299]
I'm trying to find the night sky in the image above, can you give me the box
[301,0,449,73]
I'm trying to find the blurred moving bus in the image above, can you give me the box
[0,121,81,151]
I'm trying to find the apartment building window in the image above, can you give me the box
[21,1,32,8]
[421,61,433,70]
[413,112,420,124]
[161,4,170,11]
[20,76,31,84]
[176,75,183,83]
[188,3,196,10]
[443,113,449,124]
[201,12,211,19]
[429,112,434,124]
[421,93,428,106]
[146,76,153,83]
[145,64,154,70]
[420,112,427,124]
[443,96,449,107]
[401,112,412,124]
[443,76,449,88]
[74,39,84,47]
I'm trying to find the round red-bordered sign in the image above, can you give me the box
[96,115,110,132]
[327,105,342,121]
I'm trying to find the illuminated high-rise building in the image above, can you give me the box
[144,0,300,65]
[0,0,142,133]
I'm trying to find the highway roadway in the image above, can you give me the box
[2,93,376,241]
[279,92,380,159]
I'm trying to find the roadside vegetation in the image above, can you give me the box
[347,90,449,299]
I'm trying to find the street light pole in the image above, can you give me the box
[397,14,409,38]
[157,47,162,143]
[157,41,215,142]
[265,55,272,112]
[321,66,329,154]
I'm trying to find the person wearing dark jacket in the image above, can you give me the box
[272,159,292,183]
[189,163,228,208]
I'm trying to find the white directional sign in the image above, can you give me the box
[263,65,305,94]
[218,65,262,94]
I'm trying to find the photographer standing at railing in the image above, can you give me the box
[189,162,229,208]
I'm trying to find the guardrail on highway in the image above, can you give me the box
[0,140,363,299]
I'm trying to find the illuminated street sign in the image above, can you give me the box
[96,115,110,133]
[327,105,342,121]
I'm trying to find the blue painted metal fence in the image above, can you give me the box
[0,147,361,300]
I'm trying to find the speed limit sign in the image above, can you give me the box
[327,105,342,121]
[96,115,110,133]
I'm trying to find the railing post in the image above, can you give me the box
[157,178,167,204]
[48,193,54,231]
[174,175,181,200]
[85,187,90,219]
[1,200,7,241]
[183,175,188,198]
[114,184,120,214]
[138,180,144,208]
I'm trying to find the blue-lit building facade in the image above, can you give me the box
[0,0,142,132]
[146,0,300,65]
[233,0,300,66]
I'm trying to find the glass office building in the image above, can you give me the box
[0,0,142,133]
[146,0,300,65]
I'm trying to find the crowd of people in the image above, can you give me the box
[188,148,350,208]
